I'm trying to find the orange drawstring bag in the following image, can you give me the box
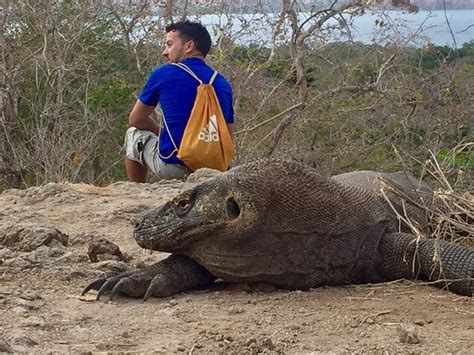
[160,63,233,172]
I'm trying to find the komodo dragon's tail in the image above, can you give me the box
[378,233,473,296]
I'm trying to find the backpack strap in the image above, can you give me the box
[172,63,202,84]
[209,70,218,85]
[158,111,178,160]
[172,62,219,85]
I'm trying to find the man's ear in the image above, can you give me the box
[184,40,196,54]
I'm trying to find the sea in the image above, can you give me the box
[189,9,473,47]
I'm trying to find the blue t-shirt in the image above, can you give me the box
[139,58,234,165]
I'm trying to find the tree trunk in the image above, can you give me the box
[0,3,21,190]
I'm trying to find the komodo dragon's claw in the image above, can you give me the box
[97,279,120,300]
[81,279,107,296]
[109,279,127,301]
[143,280,159,302]
[81,255,217,300]
[82,267,160,300]
[81,271,121,296]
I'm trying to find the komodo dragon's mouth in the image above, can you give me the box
[133,222,209,252]
[133,207,223,252]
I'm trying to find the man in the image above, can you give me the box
[123,21,234,182]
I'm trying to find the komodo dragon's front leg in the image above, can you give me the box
[82,254,216,301]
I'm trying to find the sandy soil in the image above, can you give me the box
[0,177,472,353]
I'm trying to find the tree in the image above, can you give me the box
[1,0,471,190]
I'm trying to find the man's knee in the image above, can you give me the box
[123,127,156,165]
[123,127,138,153]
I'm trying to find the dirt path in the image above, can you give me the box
[0,180,472,353]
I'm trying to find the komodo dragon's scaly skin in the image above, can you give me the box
[83,160,473,300]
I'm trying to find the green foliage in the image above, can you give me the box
[89,80,135,110]
[437,148,474,170]
[416,41,474,69]
[232,42,271,64]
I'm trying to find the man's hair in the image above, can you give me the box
[165,21,212,57]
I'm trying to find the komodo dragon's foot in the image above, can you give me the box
[81,254,216,301]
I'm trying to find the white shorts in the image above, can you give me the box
[122,127,191,180]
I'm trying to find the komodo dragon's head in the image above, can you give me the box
[133,160,291,253]
[133,170,250,252]
[133,159,383,255]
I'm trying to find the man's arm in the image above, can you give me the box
[129,100,160,135]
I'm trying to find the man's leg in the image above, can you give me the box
[124,157,147,183]
[123,126,190,182]
[123,127,155,183]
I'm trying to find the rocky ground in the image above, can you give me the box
[0,175,472,353]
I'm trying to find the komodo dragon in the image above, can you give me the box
[82,159,473,299]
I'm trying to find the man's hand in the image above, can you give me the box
[128,100,160,135]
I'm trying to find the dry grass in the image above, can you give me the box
[380,144,472,248]
[430,190,473,248]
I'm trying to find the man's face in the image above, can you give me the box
[162,30,190,64]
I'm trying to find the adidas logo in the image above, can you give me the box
[198,114,220,142]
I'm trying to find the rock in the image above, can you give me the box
[24,182,64,201]
[261,337,275,350]
[12,306,29,316]
[87,239,127,263]
[0,337,14,353]
[398,322,420,344]
[0,225,68,252]
[68,232,96,246]
[2,257,32,269]
[245,338,257,347]
[19,290,42,301]
[176,345,186,352]
[11,297,42,312]
[19,317,47,329]
[121,331,130,338]
[2,188,26,198]
[135,260,147,268]
[258,338,275,352]
[47,238,67,249]
[11,333,39,347]
[0,247,17,260]
[24,245,67,262]
[228,305,244,314]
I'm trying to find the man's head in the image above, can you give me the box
[162,21,212,63]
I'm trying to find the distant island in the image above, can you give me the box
[156,0,474,14]
[411,0,473,10]
[236,0,474,11]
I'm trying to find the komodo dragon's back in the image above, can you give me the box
[83,159,473,300]
[333,170,434,234]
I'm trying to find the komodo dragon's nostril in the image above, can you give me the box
[226,197,240,220]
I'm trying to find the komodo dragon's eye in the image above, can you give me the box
[172,195,193,217]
